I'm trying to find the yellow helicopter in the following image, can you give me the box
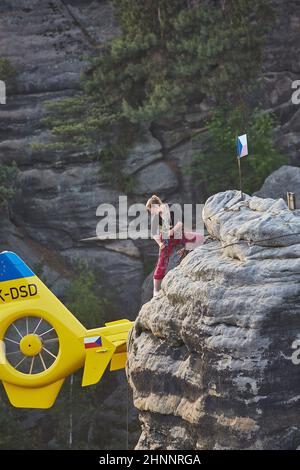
[0,251,133,409]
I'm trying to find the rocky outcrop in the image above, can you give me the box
[141,252,180,305]
[127,191,300,450]
[255,165,300,204]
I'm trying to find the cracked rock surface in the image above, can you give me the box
[127,191,300,450]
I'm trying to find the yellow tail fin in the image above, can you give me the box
[82,335,116,387]
[3,379,65,409]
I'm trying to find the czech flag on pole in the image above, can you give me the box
[236,134,248,158]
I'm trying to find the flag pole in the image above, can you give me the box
[237,156,243,200]
[236,134,247,201]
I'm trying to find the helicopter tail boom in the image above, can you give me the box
[82,320,133,386]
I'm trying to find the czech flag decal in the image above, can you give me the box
[84,336,102,349]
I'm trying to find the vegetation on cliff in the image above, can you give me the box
[0,58,17,212]
[0,162,17,210]
[192,107,285,195]
[41,0,285,193]
[0,58,16,84]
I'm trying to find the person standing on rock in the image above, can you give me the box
[146,195,204,297]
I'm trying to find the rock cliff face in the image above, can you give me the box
[127,191,300,450]
[0,0,145,316]
[261,0,300,165]
[1,0,300,316]
[255,165,300,203]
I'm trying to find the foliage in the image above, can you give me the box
[40,0,274,187]
[0,162,17,209]
[99,145,135,191]
[48,371,113,449]
[64,260,109,329]
[0,58,16,82]
[0,262,116,449]
[191,106,287,195]
[0,397,40,449]
[51,262,117,448]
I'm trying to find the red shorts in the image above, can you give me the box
[153,232,204,281]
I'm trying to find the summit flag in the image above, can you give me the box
[237,134,248,158]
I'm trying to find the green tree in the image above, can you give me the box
[40,0,274,186]
[64,261,108,328]
[191,106,286,195]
